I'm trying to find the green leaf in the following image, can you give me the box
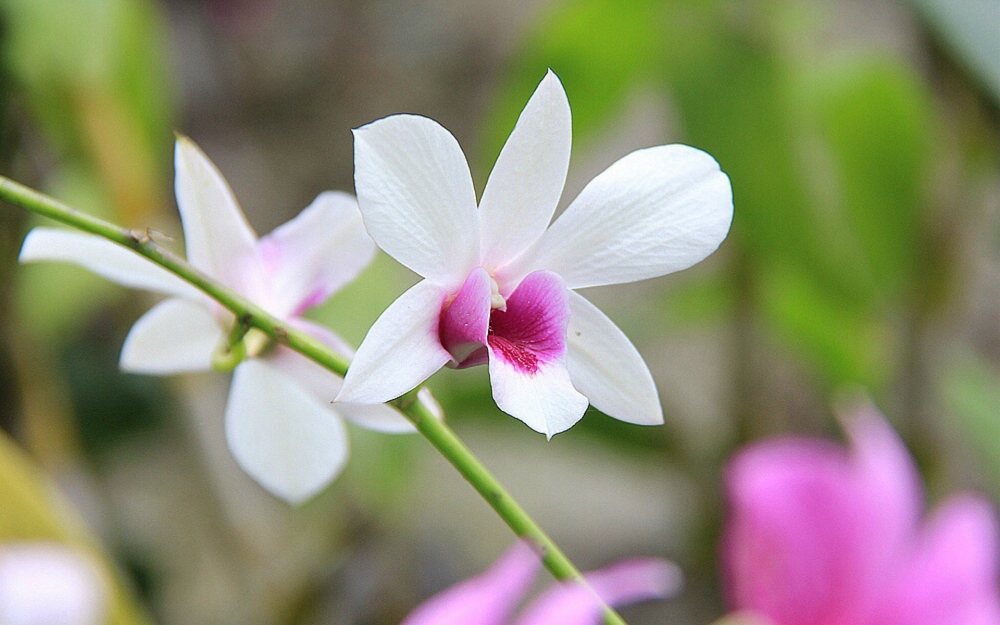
[813,58,934,299]
[759,261,888,388]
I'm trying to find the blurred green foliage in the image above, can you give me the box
[3,0,172,206]
[6,0,175,342]
[0,430,153,625]
[911,0,1000,104]
[485,0,950,412]
[944,355,1000,492]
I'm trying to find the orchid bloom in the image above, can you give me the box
[0,543,106,625]
[723,405,1000,625]
[337,71,733,436]
[19,137,412,504]
[400,541,680,625]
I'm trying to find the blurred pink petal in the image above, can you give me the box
[875,496,1000,625]
[723,406,1000,625]
[515,558,682,625]
[400,542,539,625]
[401,542,676,625]
[723,438,870,623]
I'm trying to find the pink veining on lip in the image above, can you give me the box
[439,269,570,375]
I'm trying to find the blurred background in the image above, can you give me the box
[0,0,998,623]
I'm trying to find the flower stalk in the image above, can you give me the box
[0,174,629,625]
[211,316,252,371]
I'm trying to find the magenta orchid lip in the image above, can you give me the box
[440,267,570,376]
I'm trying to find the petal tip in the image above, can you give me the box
[17,228,45,263]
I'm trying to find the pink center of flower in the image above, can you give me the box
[439,268,570,374]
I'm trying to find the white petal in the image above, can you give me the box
[479,70,571,270]
[258,191,376,317]
[488,352,588,438]
[508,144,733,288]
[566,292,663,426]
[225,360,349,504]
[269,320,415,433]
[174,137,266,298]
[353,115,479,288]
[337,402,416,433]
[120,298,223,374]
[337,280,452,404]
[19,228,201,299]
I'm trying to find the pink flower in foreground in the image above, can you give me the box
[722,406,1000,625]
[336,70,733,437]
[20,138,411,504]
[400,542,681,625]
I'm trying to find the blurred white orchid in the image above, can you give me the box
[338,70,733,437]
[20,137,410,503]
[0,543,105,625]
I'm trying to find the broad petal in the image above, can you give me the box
[875,496,1000,625]
[353,114,479,287]
[258,191,376,317]
[174,137,266,299]
[487,271,587,437]
[270,319,415,434]
[489,354,587,437]
[516,559,682,625]
[439,267,492,366]
[120,298,223,374]
[225,360,349,504]
[505,145,733,288]
[401,542,540,625]
[722,438,879,624]
[336,280,452,404]
[19,228,201,299]
[479,70,571,270]
[566,292,662,426]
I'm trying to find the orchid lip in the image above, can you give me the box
[438,268,570,375]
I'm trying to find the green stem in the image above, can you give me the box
[0,176,628,625]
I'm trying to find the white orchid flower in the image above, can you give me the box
[337,70,734,437]
[19,137,411,504]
